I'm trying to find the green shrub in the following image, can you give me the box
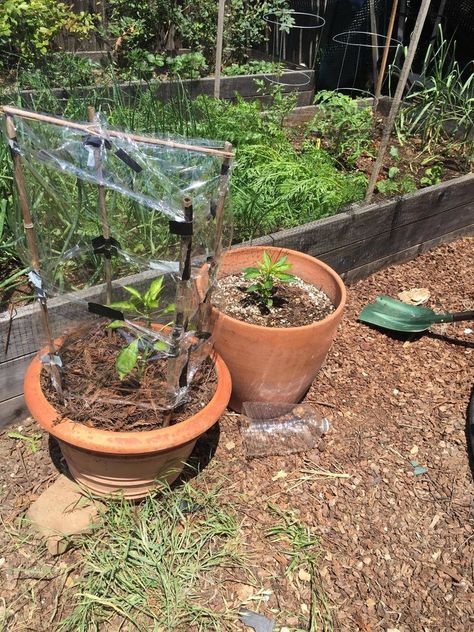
[307,91,374,165]
[0,0,95,69]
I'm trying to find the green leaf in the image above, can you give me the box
[144,276,164,306]
[107,320,126,329]
[116,339,139,380]
[389,145,399,160]
[273,255,289,269]
[162,303,175,314]
[276,272,296,283]
[243,269,261,279]
[123,285,143,303]
[262,251,272,269]
[108,301,137,312]
[388,166,400,179]
[245,284,259,294]
[153,340,168,351]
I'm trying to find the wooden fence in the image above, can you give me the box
[1,172,473,428]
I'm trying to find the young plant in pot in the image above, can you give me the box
[3,105,233,499]
[197,246,346,412]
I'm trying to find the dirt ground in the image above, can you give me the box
[1,237,473,631]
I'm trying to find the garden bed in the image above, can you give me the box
[1,237,472,630]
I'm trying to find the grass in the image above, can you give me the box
[57,482,250,631]
[266,503,334,632]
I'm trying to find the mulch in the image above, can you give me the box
[1,237,473,631]
[42,324,216,432]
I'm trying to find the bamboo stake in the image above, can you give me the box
[214,0,226,99]
[375,0,399,100]
[369,0,380,94]
[5,114,63,397]
[163,196,194,427]
[364,0,432,203]
[0,106,234,159]
[87,106,113,304]
[198,141,233,334]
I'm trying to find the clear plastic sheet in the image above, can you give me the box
[2,107,233,418]
[240,402,330,458]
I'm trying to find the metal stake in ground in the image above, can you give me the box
[365,0,432,203]
[87,106,113,305]
[163,197,194,427]
[198,141,233,335]
[5,114,63,398]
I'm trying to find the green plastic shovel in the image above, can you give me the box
[359,295,474,333]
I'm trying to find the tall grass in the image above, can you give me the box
[393,26,474,159]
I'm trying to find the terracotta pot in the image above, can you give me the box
[197,246,346,412]
[24,339,231,499]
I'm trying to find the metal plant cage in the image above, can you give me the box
[263,10,326,87]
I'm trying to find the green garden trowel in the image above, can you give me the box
[359,295,474,333]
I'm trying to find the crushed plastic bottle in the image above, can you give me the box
[240,402,330,458]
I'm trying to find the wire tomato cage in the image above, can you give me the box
[1,105,234,422]
[262,11,326,88]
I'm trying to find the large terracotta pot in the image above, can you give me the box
[197,246,346,412]
[24,342,231,499]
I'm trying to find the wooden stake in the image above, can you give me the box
[214,0,226,99]
[5,114,63,396]
[375,0,399,100]
[369,0,380,94]
[365,0,432,203]
[87,106,113,304]
[0,106,234,159]
[163,196,194,427]
[198,141,233,334]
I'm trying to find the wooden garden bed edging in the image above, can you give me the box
[1,172,473,427]
[14,70,315,109]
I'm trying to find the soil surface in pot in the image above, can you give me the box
[212,272,335,327]
[40,324,216,431]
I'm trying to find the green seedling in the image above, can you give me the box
[108,277,174,381]
[243,250,296,308]
[7,431,42,454]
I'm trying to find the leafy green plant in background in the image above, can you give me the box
[166,52,208,79]
[393,26,474,162]
[222,60,284,77]
[243,251,296,308]
[307,91,374,166]
[0,0,95,70]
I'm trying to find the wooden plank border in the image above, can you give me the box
[13,71,316,109]
[1,172,473,426]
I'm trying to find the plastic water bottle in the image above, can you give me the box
[240,402,330,458]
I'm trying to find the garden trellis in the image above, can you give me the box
[1,105,233,418]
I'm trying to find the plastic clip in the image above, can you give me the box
[91,235,120,259]
[169,220,193,236]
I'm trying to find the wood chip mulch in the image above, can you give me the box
[203,236,474,631]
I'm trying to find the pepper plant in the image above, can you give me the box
[243,251,295,308]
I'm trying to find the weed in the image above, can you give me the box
[265,503,333,631]
[6,431,42,454]
[58,483,249,631]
